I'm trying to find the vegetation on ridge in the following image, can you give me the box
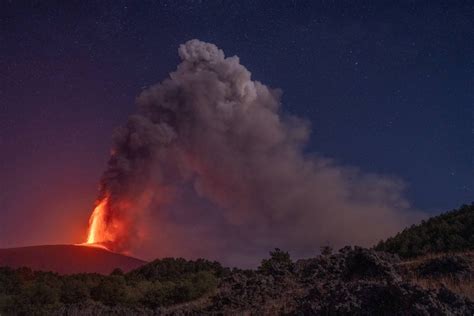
[375,203,474,258]
[0,258,221,314]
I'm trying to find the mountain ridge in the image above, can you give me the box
[0,244,146,274]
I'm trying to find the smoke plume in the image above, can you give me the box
[96,39,419,266]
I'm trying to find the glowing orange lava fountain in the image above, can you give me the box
[86,197,109,244]
[79,196,112,250]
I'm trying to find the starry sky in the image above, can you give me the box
[0,1,472,248]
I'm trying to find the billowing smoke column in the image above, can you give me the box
[89,39,418,265]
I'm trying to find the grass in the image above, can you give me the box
[411,275,474,300]
[399,251,474,301]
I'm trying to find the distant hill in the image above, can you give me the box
[0,244,146,274]
[375,203,474,258]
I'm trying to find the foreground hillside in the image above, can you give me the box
[375,203,473,258]
[1,204,473,315]
[1,247,473,315]
[0,245,146,274]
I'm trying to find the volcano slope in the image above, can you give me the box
[0,244,146,274]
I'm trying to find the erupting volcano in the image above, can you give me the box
[83,194,134,252]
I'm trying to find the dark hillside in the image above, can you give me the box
[375,203,474,258]
[0,245,146,274]
[1,205,473,314]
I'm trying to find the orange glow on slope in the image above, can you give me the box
[77,242,110,250]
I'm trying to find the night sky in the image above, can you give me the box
[1,1,472,248]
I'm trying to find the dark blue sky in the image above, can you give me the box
[0,1,472,247]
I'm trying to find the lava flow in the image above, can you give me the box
[87,196,109,242]
[78,196,112,250]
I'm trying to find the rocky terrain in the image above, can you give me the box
[200,247,473,315]
[37,247,472,315]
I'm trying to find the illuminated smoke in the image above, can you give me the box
[88,39,420,266]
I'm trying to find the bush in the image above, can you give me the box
[91,276,128,306]
[61,278,90,304]
[111,268,124,276]
[0,267,23,295]
[141,281,176,308]
[140,270,218,308]
[259,248,294,275]
[321,245,333,256]
[11,282,61,315]
[128,257,226,281]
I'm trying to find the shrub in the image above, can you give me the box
[0,267,23,295]
[11,282,61,314]
[91,276,128,306]
[259,248,294,275]
[321,245,333,256]
[61,278,90,304]
[128,257,225,281]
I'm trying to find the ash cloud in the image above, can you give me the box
[99,39,420,266]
